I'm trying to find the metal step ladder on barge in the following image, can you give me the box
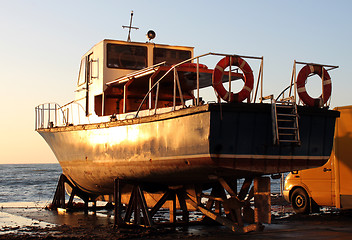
[271,96,301,145]
[261,95,301,145]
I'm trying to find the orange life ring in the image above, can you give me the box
[212,56,254,102]
[296,65,332,107]
[178,63,208,69]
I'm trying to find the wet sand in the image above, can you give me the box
[1,199,352,239]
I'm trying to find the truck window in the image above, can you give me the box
[107,43,147,70]
[153,48,191,65]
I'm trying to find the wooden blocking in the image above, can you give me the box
[169,192,177,223]
[176,190,189,223]
[222,197,243,214]
[242,206,255,224]
[187,198,243,233]
[169,189,189,223]
[238,178,253,200]
[114,178,123,227]
[254,177,271,224]
[52,174,66,209]
[136,186,153,226]
[122,184,153,227]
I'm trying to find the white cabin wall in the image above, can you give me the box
[88,42,104,117]
[72,40,195,120]
[71,41,105,120]
[90,42,104,97]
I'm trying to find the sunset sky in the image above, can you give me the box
[1,0,351,164]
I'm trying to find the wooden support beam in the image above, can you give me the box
[212,183,227,215]
[118,183,153,227]
[254,177,271,224]
[204,198,214,210]
[201,194,224,202]
[218,178,236,197]
[150,190,171,217]
[176,190,189,223]
[124,186,136,222]
[187,193,262,233]
[51,174,92,211]
[114,178,123,227]
[67,187,77,208]
[243,186,255,223]
[187,197,244,233]
[52,174,66,209]
[238,178,253,200]
[134,187,141,225]
[136,186,153,227]
[169,192,177,223]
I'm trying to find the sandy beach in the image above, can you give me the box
[1,197,352,240]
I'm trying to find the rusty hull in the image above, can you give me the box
[37,103,339,196]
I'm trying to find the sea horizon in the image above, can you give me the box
[0,164,62,203]
[0,163,284,203]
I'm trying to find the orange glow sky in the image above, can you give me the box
[0,0,351,164]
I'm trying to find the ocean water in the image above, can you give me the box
[0,163,284,203]
[0,164,62,203]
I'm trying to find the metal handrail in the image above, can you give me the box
[65,101,88,125]
[135,52,264,117]
[106,61,167,86]
[135,53,211,117]
[35,103,67,130]
[35,101,89,130]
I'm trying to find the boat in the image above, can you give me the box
[35,24,339,231]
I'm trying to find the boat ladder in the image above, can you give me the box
[271,97,301,145]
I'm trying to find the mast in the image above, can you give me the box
[122,11,139,42]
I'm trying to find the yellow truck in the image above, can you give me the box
[283,105,352,213]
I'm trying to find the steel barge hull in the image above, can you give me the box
[38,103,339,195]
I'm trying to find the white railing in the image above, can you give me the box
[135,52,264,117]
[60,101,90,126]
[35,103,66,130]
[35,101,89,130]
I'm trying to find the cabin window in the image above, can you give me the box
[107,43,147,70]
[153,48,191,65]
[91,59,99,79]
[77,58,86,86]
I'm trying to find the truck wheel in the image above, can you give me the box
[291,188,310,214]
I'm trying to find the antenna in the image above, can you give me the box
[122,11,139,42]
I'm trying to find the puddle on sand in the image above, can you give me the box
[0,211,55,235]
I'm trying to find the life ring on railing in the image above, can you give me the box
[178,63,208,69]
[212,56,254,102]
[296,64,332,107]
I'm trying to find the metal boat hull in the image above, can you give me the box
[38,103,339,195]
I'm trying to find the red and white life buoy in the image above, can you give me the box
[296,65,332,107]
[212,56,254,102]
